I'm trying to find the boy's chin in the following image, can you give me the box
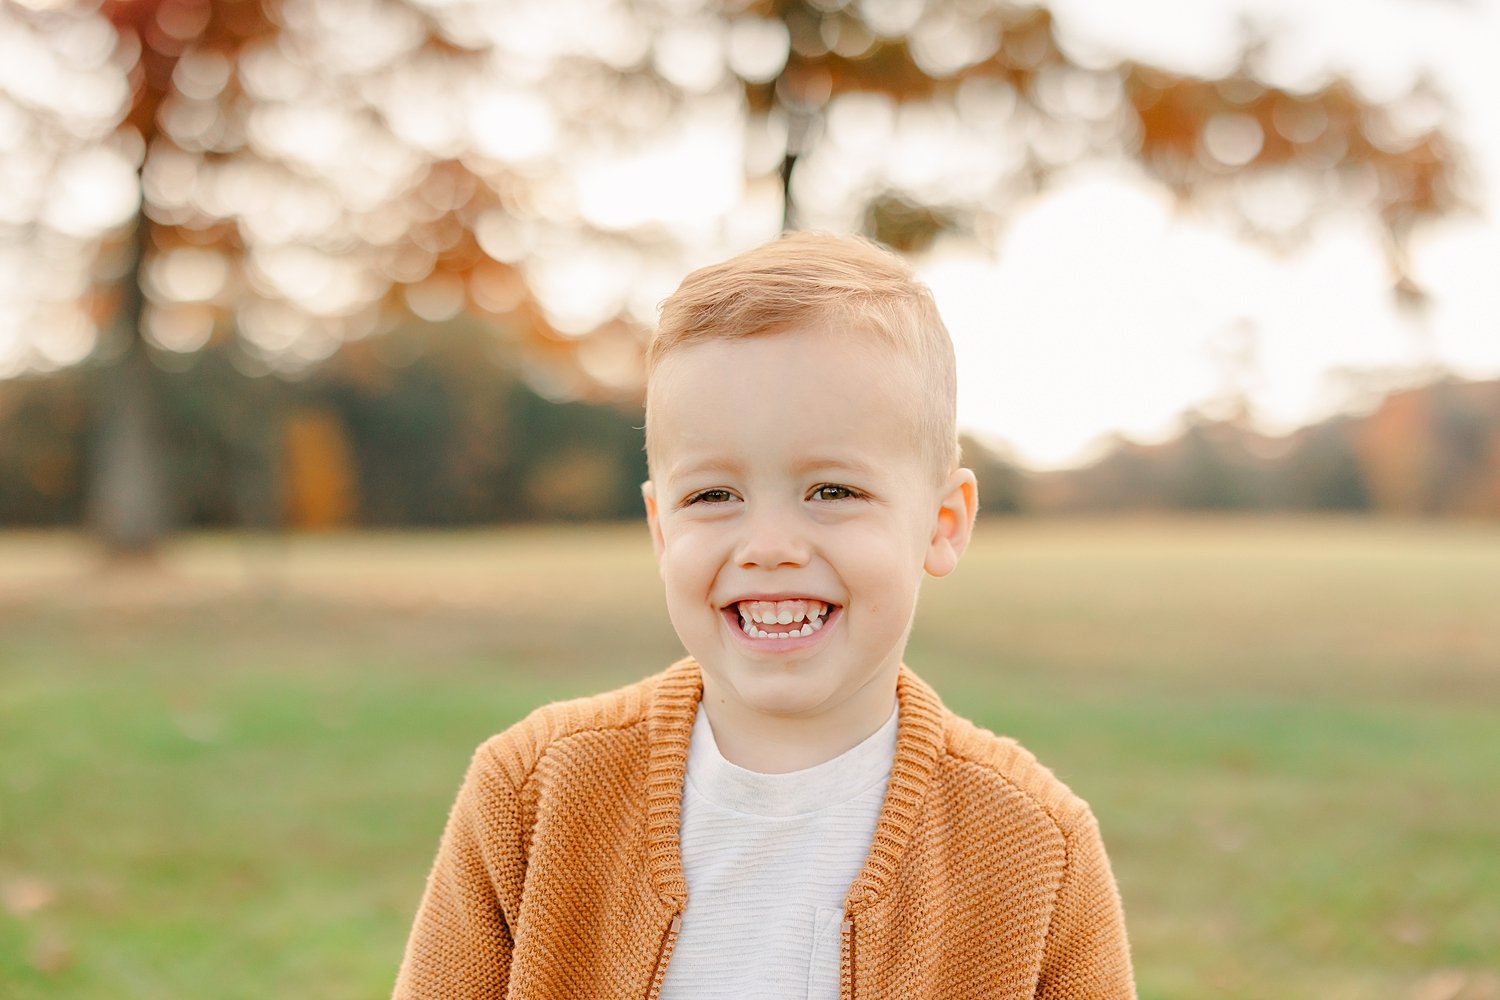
[733,681,837,721]
[697,661,836,718]
[701,656,893,725]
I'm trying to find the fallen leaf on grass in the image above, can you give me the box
[28,926,73,974]
[1388,914,1432,947]
[1414,970,1500,1000]
[1,875,57,916]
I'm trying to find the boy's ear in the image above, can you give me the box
[641,481,666,567]
[924,468,979,578]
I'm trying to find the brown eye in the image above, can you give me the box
[811,485,856,501]
[691,489,735,504]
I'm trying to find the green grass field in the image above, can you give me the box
[1,518,1497,999]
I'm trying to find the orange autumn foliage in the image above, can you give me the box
[281,408,356,530]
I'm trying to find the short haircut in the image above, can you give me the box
[646,231,960,478]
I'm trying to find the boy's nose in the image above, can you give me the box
[734,507,810,569]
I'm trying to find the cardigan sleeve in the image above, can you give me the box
[393,745,521,999]
[1035,806,1135,1000]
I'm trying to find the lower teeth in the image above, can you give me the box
[741,618,822,639]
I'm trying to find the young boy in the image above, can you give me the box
[394,232,1134,999]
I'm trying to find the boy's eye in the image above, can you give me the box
[687,489,737,505]
[810,484,859,501]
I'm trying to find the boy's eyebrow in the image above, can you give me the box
[669,456,882,481]
[791,456,881,479]
[667,457,742,481]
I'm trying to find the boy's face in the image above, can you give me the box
[642,324,976,733]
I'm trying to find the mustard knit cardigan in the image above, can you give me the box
[394,660,1135,999]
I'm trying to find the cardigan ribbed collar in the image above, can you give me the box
[642,658,947,916]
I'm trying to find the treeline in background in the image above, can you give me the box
[2,0,1481,553]
[4,320,1498,529]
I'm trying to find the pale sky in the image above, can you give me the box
[927,0,1500,468]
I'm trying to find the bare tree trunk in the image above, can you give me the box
[779,106,813,231]
[87,208,170,559]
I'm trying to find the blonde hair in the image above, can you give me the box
[647,231,960,477]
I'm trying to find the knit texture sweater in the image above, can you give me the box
[394,660,1135,999]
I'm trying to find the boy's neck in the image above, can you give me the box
[698,671,900,774]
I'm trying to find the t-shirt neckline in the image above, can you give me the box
[684,703,900,818]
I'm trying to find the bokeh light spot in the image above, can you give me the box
[1202,113,1265,168]
[403,273,466,323]
[145,301,216,352]
[42,147,139,237]
[727,17,790,84]
[470,89,557,164]
[653,20,727,93]
[147,248,230,303]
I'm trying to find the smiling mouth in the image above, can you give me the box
[728,599,835,639]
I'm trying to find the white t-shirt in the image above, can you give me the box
[657,703,899,1000]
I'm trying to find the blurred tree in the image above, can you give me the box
[1278,418,1369,512]
[1014,378,1500,518]
[0,374,89,526]
[733,1,1465,263]
[8,348,1500,523]
[0,0,1472,552]
[0,326,654,529]
[281,406,357,529]
[1355,380,1500,517]
[3,0,631,554]
[1167,417,1266,510]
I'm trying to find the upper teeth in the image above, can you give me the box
[738,600,828,625]
[735,599,830,638]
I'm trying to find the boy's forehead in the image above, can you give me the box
[646,327,928,474]
[652,323,907,388]
[650,328,914,411]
